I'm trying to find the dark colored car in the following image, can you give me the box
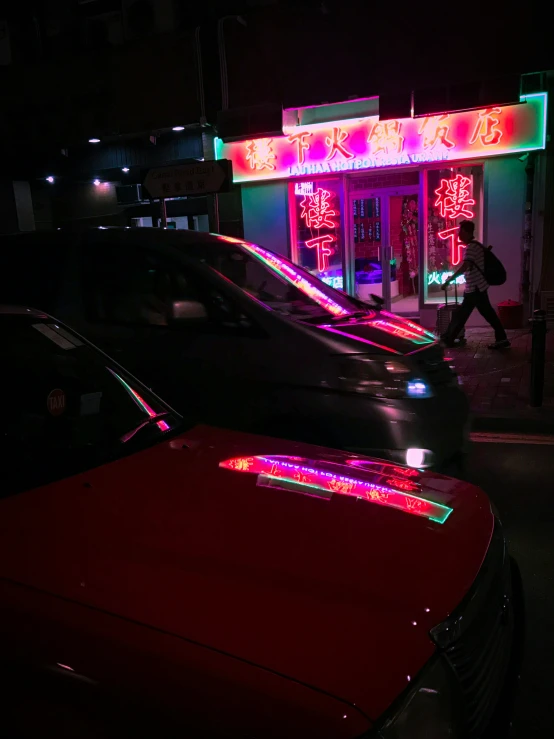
[0,228,469,470]
[1,307,521,738]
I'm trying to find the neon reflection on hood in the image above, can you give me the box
[219,455,452,524]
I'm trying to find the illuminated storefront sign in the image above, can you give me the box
[216,94,547,183]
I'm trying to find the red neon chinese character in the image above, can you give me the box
[328,478,354,495]
[434,175,475,220]
[305,234,335,272]
[367,120,404,156]
[418,115,455,150]
[469,108,503,146]
[438,226,466,266]
[325,127,354,160]
[245,138,276,170]
[386,477,418,492]
[287,131,312,165]
[229,457,253,471]
[406,497,425,512]
[300,188,337,230]
[368,488,388,503]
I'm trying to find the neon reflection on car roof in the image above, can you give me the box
[219,455,452,524]
[239,242,351,318]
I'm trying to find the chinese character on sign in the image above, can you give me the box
[418,115,455,150]
[300,188,338,229]
[438,226,466,266]
[434,175,475,220]
[229,458,253,471]
[367,120,404,156]
[162,183,171,194]
[328,479,354,495]
[368,488,388,503]
[427,271,466,287]
[305,234,335,272]
[246,138,276,170]
[325,127,354,160]
[287,131,312,165]
[469,108,503,146]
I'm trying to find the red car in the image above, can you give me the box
[1,307,521,738]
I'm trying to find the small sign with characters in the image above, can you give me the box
[47,388,66,417]
[142,160,232,199]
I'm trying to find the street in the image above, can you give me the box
[467,434,554,736]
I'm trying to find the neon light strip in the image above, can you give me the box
[319,325,400,355]
[107,369,170,431]
[241,242,350,317]
[219,456,452,524]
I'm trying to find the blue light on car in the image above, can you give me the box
[407,379,432,398]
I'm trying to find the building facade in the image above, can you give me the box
[217,92,549,327]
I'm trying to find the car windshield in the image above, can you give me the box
[200,239,365,321]
[2,313,182,493]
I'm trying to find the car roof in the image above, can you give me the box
[0,305,49,317]
[3,227,244,251]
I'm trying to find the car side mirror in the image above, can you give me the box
[169,300,208,322]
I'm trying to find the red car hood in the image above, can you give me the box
[2,425,494,723]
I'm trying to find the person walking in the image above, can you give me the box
[440,220,510,350]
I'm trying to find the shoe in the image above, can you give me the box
[440,335,456,348]
[488,339,511,350]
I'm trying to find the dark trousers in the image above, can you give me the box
[443,289,507,343]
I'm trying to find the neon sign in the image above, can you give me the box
[219,455,453,524]
[427,271,466,287]
[434,174,475,220]
[418,115,455,150]
[287,131,312,164]
[325,126,354,160]
[245,138,276,171]
[305,234,335,272]
[300,188,338,229]
[241,242,350,317]
[368,120,404,155]
[469,108,503,146]
[216,93,547,183]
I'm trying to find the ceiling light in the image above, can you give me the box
[89,138,101,144]
[46,176,55,183]
[93,179,101,186]
[122,167,129,173]
[172,126,185,131]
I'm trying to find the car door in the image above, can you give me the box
[78,237,269,427]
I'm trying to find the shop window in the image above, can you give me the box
[424,165,484,303]
[289,179,344,290]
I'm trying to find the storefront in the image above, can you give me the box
[215,93,547,328]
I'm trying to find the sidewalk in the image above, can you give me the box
[444,327,554,433]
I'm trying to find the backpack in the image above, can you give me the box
[470,241,507,286]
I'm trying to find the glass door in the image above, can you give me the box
[349,187,419,315]
[349,192,391,308]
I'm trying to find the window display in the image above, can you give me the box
[290,179,344,290]
[424,165,483,303]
